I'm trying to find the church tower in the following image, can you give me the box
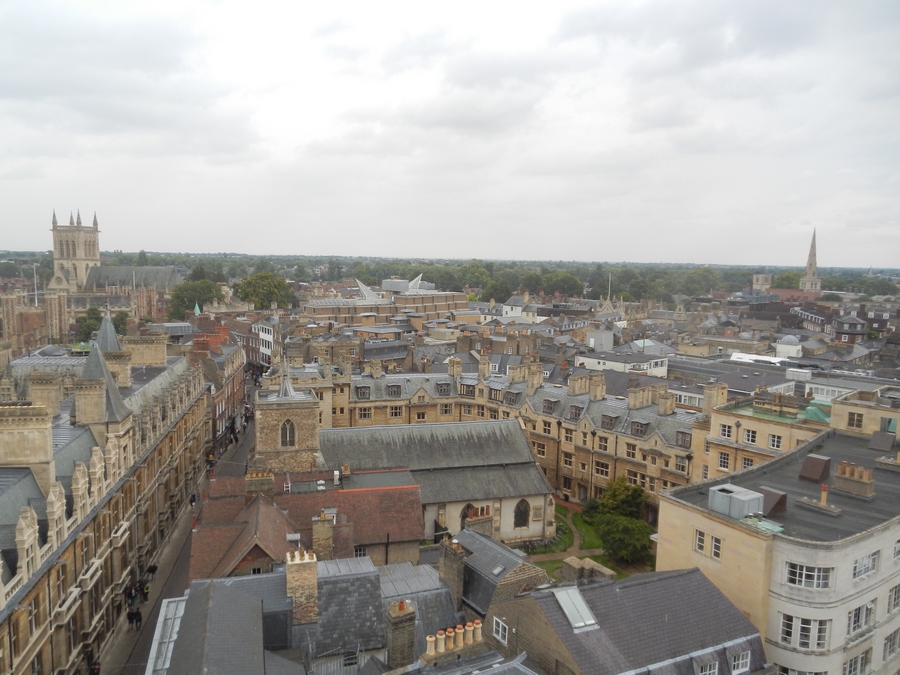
[799,230,821,294]
[49,210,101,292]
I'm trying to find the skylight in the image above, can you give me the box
[552,587,597,629]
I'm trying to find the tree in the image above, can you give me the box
[112,311,129,335]
[773,271,801,289]
[186,262,209,282]
[233,272,296,309]
[598,476,647,519]
[136,250,148,266]
[0,261,19,278]
[167,280,224,320]
[78,307,103,342]
[480,279,512,303]
[596,514,653,563]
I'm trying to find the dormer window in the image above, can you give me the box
[601,414,617,431]
[504,391,518,406]
[437,382,451,396]
[356,386,370,400]
[387,385,401,398]
[568,405,583,421]
[676,431,692,449]
[489,388,503,402]
[631,421,648,437]
[461,384,475,397]
[543,400,556,414]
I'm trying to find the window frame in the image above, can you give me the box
[492,617,509,645]
[786,563,832,589]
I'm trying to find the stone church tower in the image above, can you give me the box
[799,230,821,294]
[48,210,101,292]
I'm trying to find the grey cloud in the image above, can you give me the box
[381,31,462,74]
[0,1,256,159]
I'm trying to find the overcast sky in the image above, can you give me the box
[2,1,898,267]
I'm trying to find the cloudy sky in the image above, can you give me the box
[2,0,898,267]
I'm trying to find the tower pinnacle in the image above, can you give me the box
[799,230,821,294]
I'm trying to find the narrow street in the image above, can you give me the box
[100,412,256,674]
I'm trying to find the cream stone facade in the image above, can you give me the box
[658,431,900,675]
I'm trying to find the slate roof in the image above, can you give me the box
[319,420,535,471]
[528,569,766,675]
[318,421,551,505]
[379,562,463,657]
[455,530,538,615]
[0,469,45,582]
[350,373,458,402]
[81,345,131,422]
[96,313,123,352]
[299,557,386,657]
[167,580,266,675]
[84,265,182,292]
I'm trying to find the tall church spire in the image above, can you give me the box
[51,210,58,227]
[799,230,821,294]
[92,212,99,229]
[805,229,817,277]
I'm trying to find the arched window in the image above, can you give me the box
[281,419,295,447]
[460,503,476,531]
[514,499,530,528]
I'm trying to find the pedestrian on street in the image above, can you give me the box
[127,609,135,631]
[190,493,197,508]
[127,585,137,607]
[147,564,158,581]
[141,580,150,603]
[135,608,143,630]
[90,659,101,674]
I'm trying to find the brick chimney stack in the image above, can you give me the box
[387,600,416,668]
[312,511,334,560]
[285,549,318,625]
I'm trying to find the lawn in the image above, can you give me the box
[533,559,563,580]
[554,503,569,518]
[571,512,603,550]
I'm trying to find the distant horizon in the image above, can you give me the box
[2,247,898,276]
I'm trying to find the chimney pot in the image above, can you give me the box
[455,624,464,648]
[426,635,436,656]
[820,483,828,506]
[473,619,482,642]
[436,631,446,653]
[398,600,405,612]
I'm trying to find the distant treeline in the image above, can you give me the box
[2,250,896,302]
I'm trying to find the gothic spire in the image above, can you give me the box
[76,210,82,226]
[805,229,817,278]
[92,212,99,229]
[69,212,75,226]
[52,210,57,227]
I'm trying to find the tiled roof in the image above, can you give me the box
[531,569,765,675]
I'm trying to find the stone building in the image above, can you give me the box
[0,314,208,674]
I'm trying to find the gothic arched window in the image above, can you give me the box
[514,499,530,528]
[281,419,295,447]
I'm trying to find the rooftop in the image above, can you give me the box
[668,432,900,542]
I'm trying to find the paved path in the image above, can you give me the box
[527,497,605,564]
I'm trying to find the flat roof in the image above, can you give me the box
[668,433,900,542]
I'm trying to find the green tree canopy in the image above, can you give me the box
[595,513,653,563]
[167,280,224,320]
[598,476,647,520]
[136,250,148,266]
[773,271,801,289]
[233,272,296,309]
[112,311,129,335]
[78,307,103,342]
[0,261,19,278]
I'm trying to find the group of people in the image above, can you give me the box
[123,565,157,632]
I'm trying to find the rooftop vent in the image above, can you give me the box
[799,454,831,483]
[708,485,764,520]
[756,486,788,516]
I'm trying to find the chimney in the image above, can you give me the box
[523,290,530,305]
[285,549,318,625]
[819,483,828,507]
[473,619,482,642]
[438,538,468,612]
[701,382,728,414]
[207,330,222,350]
[436,630,446,653]
[193,334,210,357]
[568,371,589,396]
[658,392,676,416]
[833,461,876,499]
[588,371,606,401]
[215,322,230,344]
[448,357,462,379]
[627,386,647,410]
[366,359,384,379]
[508,363,527,383]
[387,599,416,668]
[454,624,464,649]
[312,511,334,560]
[478,354,491,379]
[489,298,495,311]
[526,362,543,395]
